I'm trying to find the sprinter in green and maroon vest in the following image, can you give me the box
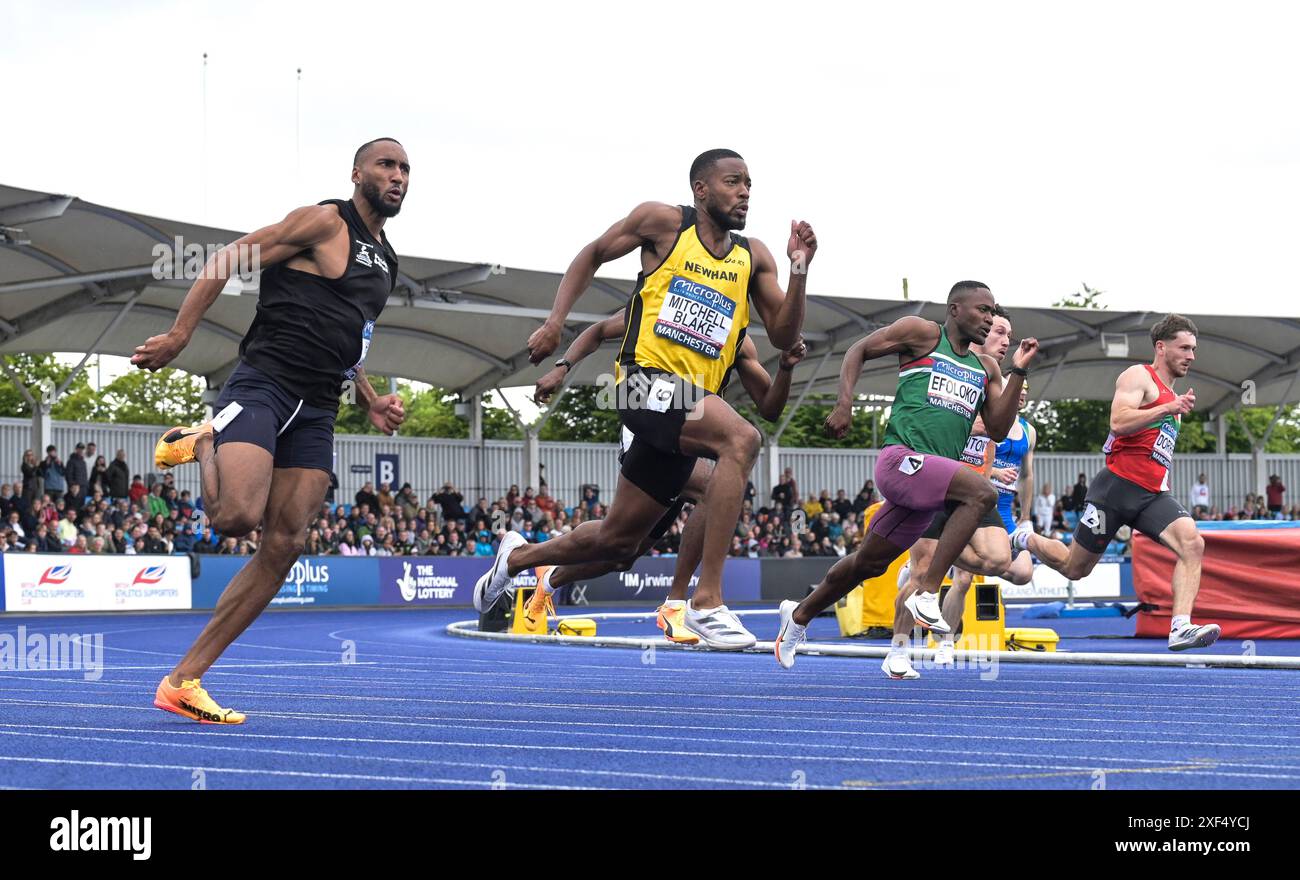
[774,281,1039,669]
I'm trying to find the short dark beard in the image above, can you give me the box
[362,180,402,218]
[704,202,744,231]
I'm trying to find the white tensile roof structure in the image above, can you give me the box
[3,182,1299,448]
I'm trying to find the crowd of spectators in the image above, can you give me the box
[3,443,214,556]
[4,443,1298,561]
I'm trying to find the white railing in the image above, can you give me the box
[3,417,1297,513]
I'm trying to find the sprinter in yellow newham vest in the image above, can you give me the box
[472,149,817,649]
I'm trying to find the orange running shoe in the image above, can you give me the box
[154,676,245,724]
[656,599,700,645]
[524,566,555,627]
[154,422,213,470]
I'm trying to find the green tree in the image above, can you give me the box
[0,353,102,421]
[1053,282,1106,311]
[1024,283,1113,451]
[1028,399,1112,452]
[741,396,888,448]
[335,378,523,439]
[538,386,621,442]
[1175,406,1300,453]
[100,368,206,426]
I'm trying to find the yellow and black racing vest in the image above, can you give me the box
[616,206,753,394]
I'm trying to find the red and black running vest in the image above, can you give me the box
[1103,365,1178,492]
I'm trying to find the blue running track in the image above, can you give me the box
[2,607,1298,790]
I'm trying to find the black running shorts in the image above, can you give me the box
[212,361,335,472]
[1071,466,1191,554]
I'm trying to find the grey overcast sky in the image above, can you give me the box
[4,0,1299,320]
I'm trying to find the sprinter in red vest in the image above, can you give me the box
[1011,314,1220,651]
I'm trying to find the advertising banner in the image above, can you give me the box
[561,557,761,605]
[190,556,381,610]
[3,555,191,613]
[377,557,540,607]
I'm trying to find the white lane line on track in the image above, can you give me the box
[14,664,1300,709]
[6,686,1300,748]
[1,734,1292,782]
[1,722,1297,773]
[0,661,375,676]
[12,679,1297,722]
[4,688,1299,738]
[0,729,842,790]
[0,755,602,789]
[183,666,1300,705]
[33,680,1294,720]
[4,691,1299,747]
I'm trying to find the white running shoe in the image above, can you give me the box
[1010,520,1034,553]
[774,600,805,669]
[882,651,920,680]
[904,590,952,634]
[683,603,757,649]
[934,640,956,667]
[473,530,527,613]
[896,561,911,591]
[1168,622,1222,652]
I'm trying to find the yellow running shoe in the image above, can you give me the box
[656,599,700,645]
[524,566,555,627]
[154,676,245,724]
[154,422,213,470]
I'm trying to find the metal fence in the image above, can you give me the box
[4,416,1297,513]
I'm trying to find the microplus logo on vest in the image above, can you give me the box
[49,811,151,861]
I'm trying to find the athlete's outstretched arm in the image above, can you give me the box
[736,336,807,421]
[978,338,1038,441]
[1109,365,1194,435]
[353,366,406,435]
[747,222,818,351]
[131,205,344,371]
[825,316,937,438]
[534,314,626,403]
[526,202,680,364]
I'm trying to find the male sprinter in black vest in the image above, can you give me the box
[130,139,409,723]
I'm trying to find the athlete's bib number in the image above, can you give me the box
[1152,421,1177,469]
[646,377,676,413]
[653,276,736,361]
[1080,503,1106,535]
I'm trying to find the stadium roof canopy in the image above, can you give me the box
[3,182,1299,426]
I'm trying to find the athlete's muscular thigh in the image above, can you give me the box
[678,395,759,460]
[214,441,274,519]
[969,526,1012,568]
[909,537,938,573]
[263,468,331,543]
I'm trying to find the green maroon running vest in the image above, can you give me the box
[881,323,989,460]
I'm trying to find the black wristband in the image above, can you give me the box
[1009,366,1028,377]
[779,362,794,372]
